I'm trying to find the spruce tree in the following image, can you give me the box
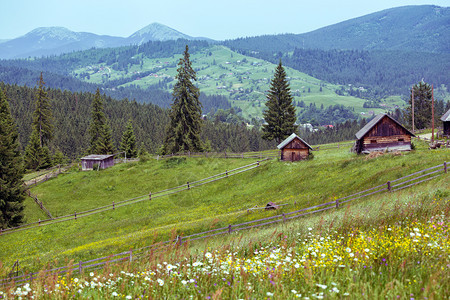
[120,120,137,158]
[88,89,114,154]
[24,73,53,170]
[33,72,53,147]
[408,81,432,130]
[162,45,204,154]
[262,60,297,144]
[24,130,51,170]
[0,88,25,229]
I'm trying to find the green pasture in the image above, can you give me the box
[72,45,395,119]
[1,140,448,273]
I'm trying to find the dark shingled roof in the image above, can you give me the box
[441,109,450,122]
[277,133,313,150]
[355,113,415,140]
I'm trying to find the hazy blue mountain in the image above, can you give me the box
[126,22,212,45]
[0,24,212,59]
[224,5,450,53]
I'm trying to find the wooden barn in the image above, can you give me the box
[441,108,450,137]
[277,133,312,161]
[80,154,115,170]
[354,113,415,154]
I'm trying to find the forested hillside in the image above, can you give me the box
[2,83,274,159]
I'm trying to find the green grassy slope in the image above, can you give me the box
[1,141,448,272]
[72,45,396,119]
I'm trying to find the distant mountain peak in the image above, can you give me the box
[128,23,193,44]
[25,26,79,40]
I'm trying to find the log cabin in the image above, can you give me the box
[277,133,312,161]
[441,108,450,137]
[354,113,415,154]
[80,154,115,170]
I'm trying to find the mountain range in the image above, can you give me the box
[0,23,212,59]
[0,5,448,59]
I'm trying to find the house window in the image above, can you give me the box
[370,140,377,144]
[398,138,404,142]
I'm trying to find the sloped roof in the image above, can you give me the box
[441,109,450,122]
[277,133,312,150]
[355,113,415,140]
[80,154,115,161]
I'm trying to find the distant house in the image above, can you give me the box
[354,113,415,154]
[80,154,115,170]
[441,108,450,137]
[277,133,312,161]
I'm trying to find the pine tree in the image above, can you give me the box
[162,45,204,154]
[88,89,114,154]
[262,60,297,144]
[408,81,432,130]
[0,88,25,229]
[33,72,53,147]
[120,120,137,158]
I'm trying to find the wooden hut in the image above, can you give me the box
[80,154,115,170]
[441,108,450,137]
[277,133,312,161]
[354,113,415,154]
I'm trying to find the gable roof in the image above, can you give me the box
[441,109,450,122]
[80,154,115,161]
[277,133,313,150]
[355,113,415,140]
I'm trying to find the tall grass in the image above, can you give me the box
[1,177,448,299]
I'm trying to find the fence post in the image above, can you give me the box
[444,162,447,173]
[149,192,151,200]
[228,224,232,234]
[257,161,260,167]
[112,201,115,210]
[282,213,286,223]
[241,153,244,159]
[79,261,82,274]
[177,236,182,246]
[74,212,77,220]
[335,199,339,208]
[224,151,227,159]
[226,170,228,177]
[187,182,190,189]
[0,228,2,235]
[188,151,190,157]
[129,250,133,262]
[387,181,391,192]
[39,219,41,225]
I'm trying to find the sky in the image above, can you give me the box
[0,0,448,40]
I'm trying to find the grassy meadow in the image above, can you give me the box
[0,139,449,298]
[73,45,394,119]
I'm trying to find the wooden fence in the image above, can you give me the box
[1,161,447,287]
[155,150,280,160]
[0,159,269,236]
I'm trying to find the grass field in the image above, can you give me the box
[1,139,448,298]
[72,45,393,120]
[1,139,448,277]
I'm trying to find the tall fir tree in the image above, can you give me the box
[0,89,25,229]
[408,81,433,130]
[162,45,204,154]
[262,60,297,144]
[33,72,53,147]
[25,73,53,170]
[120,120,137,158]
[88,88,114,154]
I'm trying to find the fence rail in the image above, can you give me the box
[0,159,269,236]
[2,161,447,287]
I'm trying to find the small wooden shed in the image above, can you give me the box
[277,133,312,161]
[441,109,450,137]
[80,154,115,170]
[354,113,415,154]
